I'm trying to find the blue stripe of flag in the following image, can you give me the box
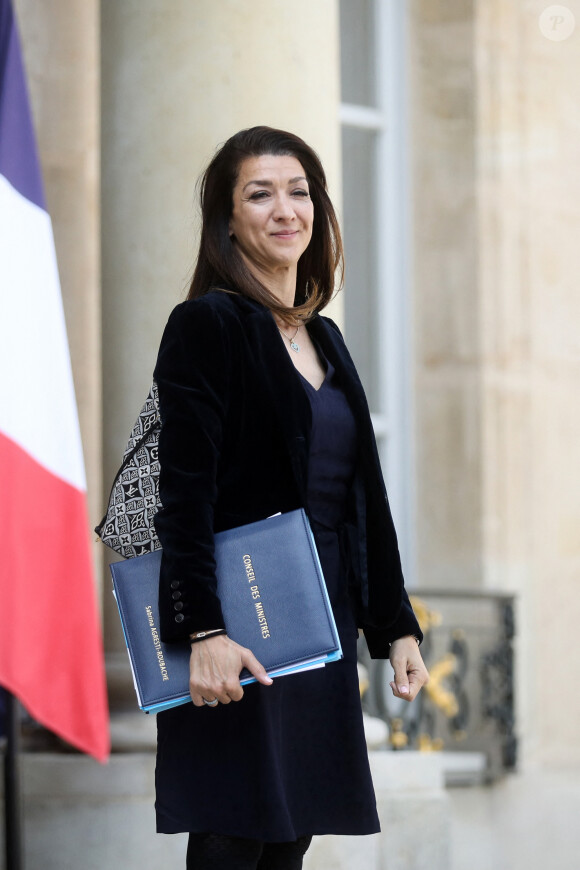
[0,0,45,209]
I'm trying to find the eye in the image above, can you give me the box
[247,190,270,201]
[292,189,310,198]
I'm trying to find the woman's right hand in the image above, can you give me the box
[189,634,273,707]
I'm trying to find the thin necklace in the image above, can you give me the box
[278,323,301,353]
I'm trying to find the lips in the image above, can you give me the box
[271,230,298,238]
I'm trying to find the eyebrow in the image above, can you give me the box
[242,176,309,192]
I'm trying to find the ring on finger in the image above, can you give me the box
[202,697,219,707]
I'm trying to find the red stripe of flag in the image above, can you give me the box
[0,433,109,761]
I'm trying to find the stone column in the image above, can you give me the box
[409,2,483,590]
[101,0,342,707]
[14,0,102,590]
[475,0,580,765]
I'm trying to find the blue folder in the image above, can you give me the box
[110,509,343,713]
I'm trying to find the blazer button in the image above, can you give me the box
[170,580,181,590]
[174,613,185,623]
[172,591,182,600]
[173,601,184,612]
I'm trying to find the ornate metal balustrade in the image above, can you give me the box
[358,589,517,782]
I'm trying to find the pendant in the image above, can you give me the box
[290,340,300,353]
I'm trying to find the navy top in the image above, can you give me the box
[155,353,380,841]
[301,357,358,531]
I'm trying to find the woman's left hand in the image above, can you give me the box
[388,635,429,702]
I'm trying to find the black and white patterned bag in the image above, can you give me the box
[95,382,162,558]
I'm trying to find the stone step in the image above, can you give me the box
[1,751,449,870]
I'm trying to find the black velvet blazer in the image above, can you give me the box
[153,289,421,658]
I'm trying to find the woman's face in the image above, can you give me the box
[229,154,314,278]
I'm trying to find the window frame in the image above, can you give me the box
[339,0,416,581]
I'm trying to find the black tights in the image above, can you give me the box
[186,832,312,870]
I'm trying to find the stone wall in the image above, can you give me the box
[410,0,580,764]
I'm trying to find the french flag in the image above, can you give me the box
[0,0,109,761]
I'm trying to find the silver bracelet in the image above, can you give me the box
[189,629,227,645]
[388,634,421,648]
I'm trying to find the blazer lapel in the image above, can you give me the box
[308,315,369,425]
[308,315,375,608]
[237,302,375,515]
[244,304,313,503]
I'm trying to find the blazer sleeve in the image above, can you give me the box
[153,299,230,643]
[362,590,423,659]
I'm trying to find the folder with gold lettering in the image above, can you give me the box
[110,509,343,713]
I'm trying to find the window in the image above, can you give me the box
[339,0,415,580]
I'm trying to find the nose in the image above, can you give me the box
[272,193,296,221]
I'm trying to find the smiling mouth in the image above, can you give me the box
[272,231,298,238]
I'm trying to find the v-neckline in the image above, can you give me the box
[276,317,330,392]
[297,357,332,393]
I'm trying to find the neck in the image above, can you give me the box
[240,254,297,309]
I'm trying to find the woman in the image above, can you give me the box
[153,126,428,870]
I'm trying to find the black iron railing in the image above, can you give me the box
[359,589,517,782]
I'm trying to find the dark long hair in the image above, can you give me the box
[187,126,344,321]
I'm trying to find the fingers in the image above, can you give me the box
[389,678,417,703]
[390,651,411,699]
[190,666,244,706]
[389,675,411,701]
[389,636,430,703]
[189,636,272,707]
[390,665,429,702]
[240,648,273,687]
[191,685,240,707]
